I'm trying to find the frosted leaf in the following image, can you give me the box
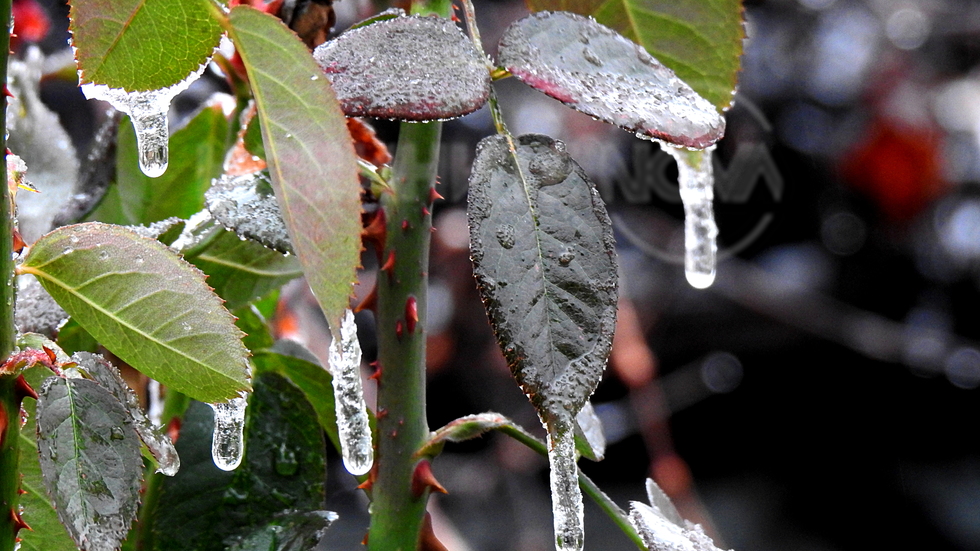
[69,353,180,476]
[629,502,729,551]
[81,68,205,178]
[659,143,718,289]
[573,401,606,461]
[209,393,248,471]
[547,419,584,551]
[498,12,725,149]
[645,478,684,528]
[205,171,292,254]
[313,14,491,121]
[328,309,374,476]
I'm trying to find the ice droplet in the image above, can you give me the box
[547,417,585,551]
[81,68,205,178]
[496,224,516,249]
[660,142,718,289]
[209,394,248,471]
[328,309,374,476]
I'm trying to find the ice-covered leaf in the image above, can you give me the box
[36,377,143,551]
[69,0,223,91]
[15,276,68,338]
[628,477,728,551]
[229,6,361,331]
[228,510,338,551]
[467,134,618,421]
[18,366,77,551]
[313,14,491,121]
[525,0,743,111]
[645,478,683,527]
[91,103,230,225]
[204,172,292,254]
[498,12,724,148]
[21,222,252,403]
[68,352,180,476]
[187,229,302,310]
[574,401,606,461]
[154,373,327,551]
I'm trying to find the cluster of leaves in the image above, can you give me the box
[5,0,743,549]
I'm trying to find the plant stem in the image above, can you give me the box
[367,119,442,551]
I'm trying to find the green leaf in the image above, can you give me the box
[21,222,251,403]
[187,229,303,310]
[56,318,100,355]
[69,0,224,91]
[91,104,230,225]
[233,303,276,353]
[313,14,491,121]
[153,373,328,551]
[36,377,144,551]
[525,0,743,111]
[18,367,78,551]
[498,12,724,148]
[229,6,362,330]
[467,134,618,421]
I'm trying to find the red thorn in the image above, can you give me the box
[428,187,444,204]
[42,346,57,364]
[12,229,25,254]
[10,509,30,533]
[362,532,370,546]
[14,375,38,402]
[380,250,396,274]
[451,12,460,22]
[166,417,182,445]
[368,363,382,381]
[0,407,7,449]
[401,219,410,231]
[354,284,378,313]
[405,297,418,334]
[2,85,13,98]
[390,429,398,438]
[420,512,450,551]
[411,460,448,498]
[422,206,431,217]
[395,320,404,340]
[17,489,27,496]
[376,407,388,419]
[362,208,387,254]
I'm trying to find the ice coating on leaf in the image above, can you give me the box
[628,501,729,551]
[81,68,205,178]
[573,401,606,461]
[210,393,248,471]
[547,421,585,551]
[328,309,374,476]
[313,14,491,121]
[205,172,293,254]
[15,275,68,338]
[70,352,180,476]
[498,12,725,149]
[645,478,684,528]
[467,134,618,420]
[660,143,718,289]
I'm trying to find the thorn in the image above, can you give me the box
[0,407,7,448]
[401,219,410,231]
[390,429,398,438]
[411,460,448,498]
[361,532,370,546]
[380,250,396,275]
[166,417,181,445]
[419,512,450,551]
[10,508,30,533]
[14,375,37,402]
[2,85,13,98]
[405,297,418,333]
[395,320,404,340]
[354,284,378,313]
[428,187,444,204]
[362,208,387,255]
[17,489,27,496]
[376,407,388,419]
[42,346,57,364]
[421,206,430,217]
[368,362,382,381]
[12,229,25,254]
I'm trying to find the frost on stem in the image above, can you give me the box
[547,418,585,551]
[209,393,248,471]
[81,68,205,178]
[659,143,718,289]
[328,309,374,476]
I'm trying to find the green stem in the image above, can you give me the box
[367,119,443,551]
[0,2,22,549]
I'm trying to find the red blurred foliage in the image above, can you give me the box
[841,119,948,222]
[229,0,285,15]
[12,0,50,49]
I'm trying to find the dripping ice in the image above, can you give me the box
[209,393,248,471]
[81,67,205,178]
[660,142,718,289]
[547,417,585,551]
[329,309,374,476]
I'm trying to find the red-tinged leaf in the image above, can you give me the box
[228,6,362,330]
[69,0,223,91]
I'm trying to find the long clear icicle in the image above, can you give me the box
[209,393,248,471]
[81,68,205,178]
[547,417,585,551]
[661,142,718,289]
[328,309,374,476]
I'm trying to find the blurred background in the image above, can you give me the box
[9,0,980,549]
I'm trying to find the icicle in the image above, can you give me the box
[81,68,205,178]
[660,142,718,289]
[546,417,585,551]
[209,393,248,471]
[328,309,374,476]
